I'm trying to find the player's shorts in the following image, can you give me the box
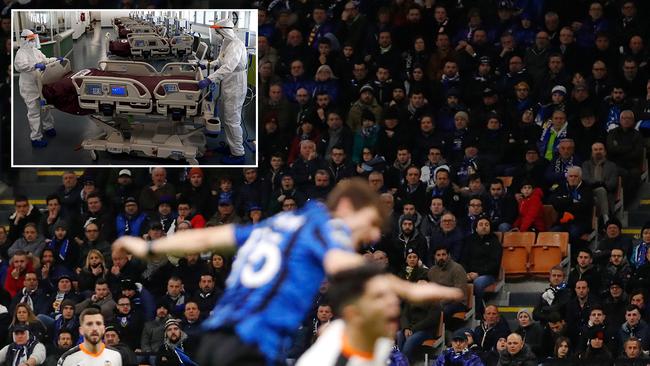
[196,328,268,366]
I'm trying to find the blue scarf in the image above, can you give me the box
[174,346,198,366]
[48,238,70,261]
[637,243,649,267]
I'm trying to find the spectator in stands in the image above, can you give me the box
[9,271,49,316]
[540,312,570,359]
[395,167,428,215]
[474,305,511,361]
[77,221,112,271]
[193,273,221,315]
[111,294,144,351]
[207,192,242,226]
[462,218,502,319]
[568,248,602,296]
[397,248,428,283]
[141,302,171,363]
[630,222,650,269]
[617,336,648,365]
[322,147,353,187]
[486,178,518,232]
[115,197,149,238]
[75,278,115,321]
[550,166,594,247]
[177,168,213,219]
[595,218,633,265]
[607,109,643,205]
[576,305,618,355]
[538,110,569,162]
[582,142,618,223]
[630,290,650,323]
[513,180,546,232]
[430,167,465,217]
[601,248,633,293]
[514,308,543,358]
[568,108,605,163]
[105,169,140,213]
[346,85,383,133]
[104,325,138,366]
[159,276,186,318]
[80,192,116,243]
[54,171,82,220]
[604,279,629,331]
[9,303,47,343]
[578,326,613,365]
[5,251,35,298]
[209,253,230,291]
[512,146,549,192]
[533,266,570,324]
[156,318,191,366]
[0,324,46,366]
[434,328,483,366]
[428,245,468,321]
[540,336,573,365]
[8,195,42,245]
[497,332,537,366]
[566,279,599,344]
[174,254,209,297]
[8,223,46,260]
[76,248,107,294]
[139,168,176,217]
[545,138,580,190]
[430,213,464,262]
[44,221,78,274]
[393,215,427,270]
[420,197,445,244]
[458,197,486,237]
[174,200,206,232]
[51,299,78,346]
[620,304,650,351]
[180,300,202,358]
[107,249,144,292]
[397,279,441,363]
[40,195,74,241]
[44,329,74,366]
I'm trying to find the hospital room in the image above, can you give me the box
[12,10,257,166]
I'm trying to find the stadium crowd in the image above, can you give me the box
[3,0,650,365]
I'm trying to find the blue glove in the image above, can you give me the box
[56,57,65,64]
[198,78,212,89]
[34,63,46,71]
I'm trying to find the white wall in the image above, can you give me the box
[69,11,89,40]
[100,11,133,28]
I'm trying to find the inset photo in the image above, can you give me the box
[12,9,257,167]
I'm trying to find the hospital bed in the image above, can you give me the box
[106,33,196,60]
[36,58,220,164]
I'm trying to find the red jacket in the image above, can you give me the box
[4,260,35,298]
[513,187,547,232]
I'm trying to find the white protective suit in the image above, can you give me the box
[207,19,247,157]
[14,30,56,141]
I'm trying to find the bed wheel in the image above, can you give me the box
[90,150,98,161]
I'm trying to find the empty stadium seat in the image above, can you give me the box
[501,245,529,277]
[529,243,562,276]
[536,232,569,258]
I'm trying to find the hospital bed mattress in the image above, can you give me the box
[42,69,198,115]
[109,39,131,57]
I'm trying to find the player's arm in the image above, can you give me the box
[113,225,236,258]
[385,274,463,303]
[323,249,366,274]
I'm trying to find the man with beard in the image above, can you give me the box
[44,330,74,366]
[428,245,468,322]
[58,307,122,365]
[156,318,194,366]
[104,326,137,366]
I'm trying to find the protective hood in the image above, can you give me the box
[20,29,37,49]
[211,19,236,42]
